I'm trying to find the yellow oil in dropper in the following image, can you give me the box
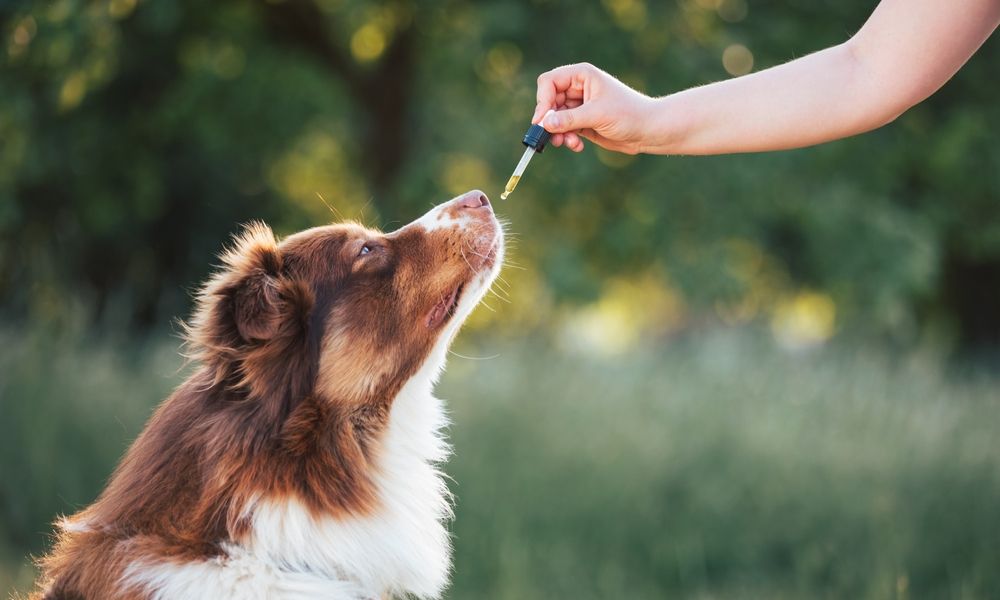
[501,175,520,200]
[501,118,551,200]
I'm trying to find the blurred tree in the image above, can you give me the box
[0,0,997,350]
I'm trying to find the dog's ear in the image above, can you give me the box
[223,222,285,343]
[187,221,309,360]
[232,263,281,342]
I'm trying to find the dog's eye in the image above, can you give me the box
[359,244,372,256]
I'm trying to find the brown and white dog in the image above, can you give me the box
[33,191,503,600]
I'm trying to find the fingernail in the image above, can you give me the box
[543,111,561,130]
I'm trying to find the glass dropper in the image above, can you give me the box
[501,120,551,200]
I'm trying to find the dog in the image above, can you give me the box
[32,190,503,600]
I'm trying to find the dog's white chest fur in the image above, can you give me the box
[127,364,453,600]
[245,372,453,598]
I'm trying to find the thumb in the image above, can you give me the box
[541,104,601,133]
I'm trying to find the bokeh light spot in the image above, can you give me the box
[561,275,686,355]
[7,16,37,59]
[602,0,647,32]
[13,16,36,46]
[213,43,245,80]
[108,0,137,20]
[85,55,114,83]
[268,129,371,224]
[771,291,837,349]
[350,23,387,63]
[478,42,522,83]
[722,43,753,76]
[58,71,88,112]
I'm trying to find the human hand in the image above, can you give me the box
[532,63,655,154]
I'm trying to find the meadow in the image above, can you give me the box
[3,327,998,599]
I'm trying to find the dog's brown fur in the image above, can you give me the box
[33,194,499,600]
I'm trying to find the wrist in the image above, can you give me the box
[638,94,691,155]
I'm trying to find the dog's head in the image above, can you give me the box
[186,190,503,410]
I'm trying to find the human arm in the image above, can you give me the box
[534,0,1000,155]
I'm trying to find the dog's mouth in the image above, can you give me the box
[426,283,465,328]
[482,243,499,269]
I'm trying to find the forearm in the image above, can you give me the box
[645,42,898,155]
[535,0,998,156]
[644,0,1000,156]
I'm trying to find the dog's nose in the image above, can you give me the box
[455,190,490,210]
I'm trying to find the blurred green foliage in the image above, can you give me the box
[1,0,998,349]
[1,1,999,597]
[2,330,999,598]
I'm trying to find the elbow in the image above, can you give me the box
[839,39,923,132]
[857,97,913,136]
[868,88,925,132]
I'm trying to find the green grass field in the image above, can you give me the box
[2,328,998,599]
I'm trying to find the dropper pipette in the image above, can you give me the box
[501,146,536,200]
[500,117,551,200]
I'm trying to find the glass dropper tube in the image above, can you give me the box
[501,146,537,200]
[501,122,551,200]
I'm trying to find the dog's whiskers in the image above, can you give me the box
[448,349,501,361]
[316,192,346,221]
[488,289,511,304]
[458,245,476,274]
[356,197,376,228]
[490,278,512,294]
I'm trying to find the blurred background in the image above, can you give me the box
[1,0,998,598]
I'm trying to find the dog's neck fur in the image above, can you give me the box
[244,346,454,597]
[123,330,456,600]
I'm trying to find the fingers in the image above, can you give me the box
[541,102,599,134]
[533,63,603,152]
[539,106,587,151]
[549,132,585,152]
[564,132,585,152]
[532,62,596,123]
